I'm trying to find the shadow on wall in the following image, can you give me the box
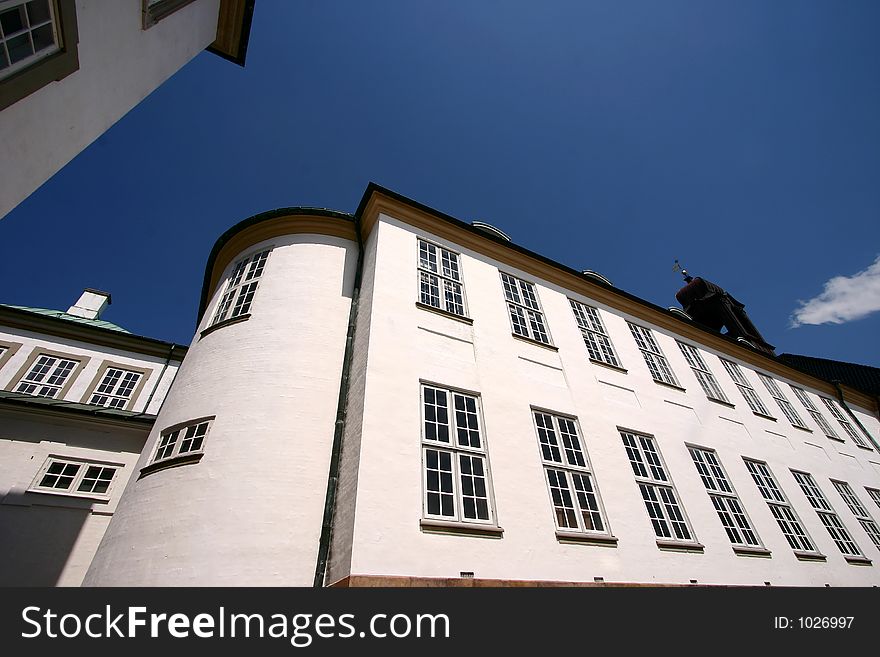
[0,495,89,586]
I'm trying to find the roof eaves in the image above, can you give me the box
[0,390,157,426]
[0,305,188,360]
[197,207,356,321]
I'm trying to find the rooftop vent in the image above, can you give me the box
[470,221,511,241]
[736,337,758,350]
[582,270,613,286]
[66,289,111,320]
[667,307,692,321]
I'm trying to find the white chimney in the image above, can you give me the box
[67,289,111,320]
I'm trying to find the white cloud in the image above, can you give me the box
[790,255,880,328]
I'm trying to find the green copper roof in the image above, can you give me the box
[1,305,131,333]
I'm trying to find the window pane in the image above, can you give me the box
[27,1,52,25]
[30,22,53,52]
[1,7,26,36]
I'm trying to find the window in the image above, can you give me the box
[569,299,621,367]
[533,410,610,537]
[688,446,763,550]
[677,342,728,403]
[0,0,77,110]
[421,384,496,525]
[417,238,467,317]
[627,323,679,387]
[743,459,819,557]
[29,457,120,498]
[500,273,551,345]
[621,430,695,544]
[1,0,58,78]
[720,359,772,417]
[0,340,18,373]
[866,487,880,512]
[790,386,839,440]
[210,249,270,327]
[832,480,880,552]
[791,470,865,560]
[148,418,213,471]
[13,352,79,398]
[758,374,807,429]
[820,397,873,450]
[87,366,143,409]
[142,0,196,29]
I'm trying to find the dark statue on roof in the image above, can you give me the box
[673,263,775,356]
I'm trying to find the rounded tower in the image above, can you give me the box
[84,209,358,585]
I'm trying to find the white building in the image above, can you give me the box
[0,0,255,220]
[0,290,186,585]
[75,184,880,588]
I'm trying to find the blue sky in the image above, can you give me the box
[2,1,878,366]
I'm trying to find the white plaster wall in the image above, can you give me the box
[348,214,880,586]
[0,408,148,586]
[0,0,221,219]
[84,233,358,586]
[0,327,181,414]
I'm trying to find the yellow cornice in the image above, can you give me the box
[201,192,876,415]
[209,0,253,64]
[359,191,878,414]
[206,214,357,307]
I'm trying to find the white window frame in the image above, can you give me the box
[210,248,271,326]
[866,487,880,512]
[0,341,18,374]
[758,373,807,429]
[627,322,679,387]
[688,446,763,550]
[832,480,880,552]
[150,418,213,465]
[791,470,865,559]
[820,397,873,450]
[14,352,78,398]
[533,409,611,537]
[569,299,621,368]
[720,359,772,417]
[500,272,552,345]
[0,0,61,80]
[743,458,820,557]
[88,367,143,409]
[28,456,121,500]
[421,383,497,525]
[676,341,729,403]
[790,386,839,440]
[417,238,468,317]
[620,429,696,544]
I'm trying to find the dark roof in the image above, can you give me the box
[777,354,880,397]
